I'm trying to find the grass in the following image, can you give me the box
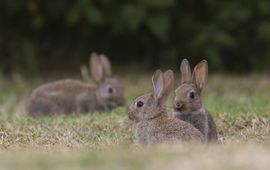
[0,72,269,169]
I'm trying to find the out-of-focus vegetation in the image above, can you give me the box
[1,0,270,73]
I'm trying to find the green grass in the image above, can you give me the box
[0,73,269,170]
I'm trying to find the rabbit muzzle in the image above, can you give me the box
[107,97,125,108]
[174,102,184,111]
[116,97,126,106]
[127,111,139,123]
[172,102,186,116]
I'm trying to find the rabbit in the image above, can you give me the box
[172,59,217,142]
[128,69,205,145]
[26,53,125,117]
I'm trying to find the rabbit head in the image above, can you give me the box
[173,59,208,116]
[90,53,125,109]
[128,70,174,123]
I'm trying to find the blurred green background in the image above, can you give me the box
[1,0,270,74]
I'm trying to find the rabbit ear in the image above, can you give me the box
[180,58,192,83]
[162,70,174,98]
[90,52,104,83]
[152,70,164,100]
[192,60,208,93]
[100,54,112,77]
[160,70,174,104]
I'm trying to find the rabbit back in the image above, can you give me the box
[26,79,99,116]
[135,115,205,144]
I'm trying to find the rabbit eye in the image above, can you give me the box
[189,91,195,99]
[108,87,114,94]
[136,101,144,108]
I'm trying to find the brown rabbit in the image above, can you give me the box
[26,53,125,117]
[128,70,205,145]
[172,59,217,142]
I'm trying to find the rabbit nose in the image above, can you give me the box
[128,114,133,120]
[128,112,135,120]
[116,98,125,106]
[174,102,183,110]
[174,101,182,108]
[119,98,126,105]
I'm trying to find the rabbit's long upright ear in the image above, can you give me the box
[100,54,112,77]
[180,58,192,83]
[90,52,104,83]
[152,70,164,100]
[192,60,208,93]
[159,70,174,105]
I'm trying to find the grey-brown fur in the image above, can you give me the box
[135,114,205,144]
[128,70,205,145]
[26,53,125,117]
[173,59,217,142]
[173,109,217,142]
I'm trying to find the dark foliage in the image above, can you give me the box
[0,0,270,73]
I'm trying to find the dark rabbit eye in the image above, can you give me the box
[108,87,113,93]
[136,101,144,108]
[189,91,195,99]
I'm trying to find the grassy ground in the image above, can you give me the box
[0,72,269,170]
